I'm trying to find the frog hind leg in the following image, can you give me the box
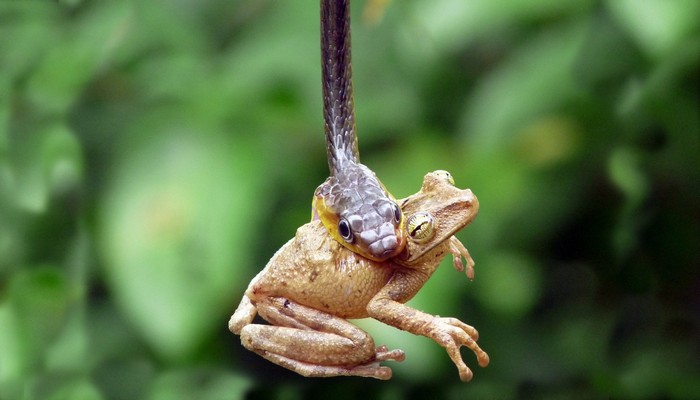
[229,295,257,335]
[240,296,404,379]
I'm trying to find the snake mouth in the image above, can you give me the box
[379,244,400,259]
[367,231,406,261]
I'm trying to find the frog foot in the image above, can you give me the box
[426,316,490,381]
[375,345,405,362]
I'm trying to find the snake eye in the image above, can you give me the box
[392,202,402,224]
[407,212,435,243]
[338,219,353,242]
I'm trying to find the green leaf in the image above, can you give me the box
[473,252,542,318]
[147,368,251,400]
[1,266,72,383]
[608,147,649,259]
[405,0,594,55]
[607,0,700,59]
[0,304,22,385]
[0,4,60,83]
[10,123,83,213]
[25,2,131,115]
[455,21,591,249]
[99,110,265,360]
[45,379,104,400]
[461,21,587,152]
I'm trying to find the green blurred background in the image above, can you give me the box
[1,0,699,399]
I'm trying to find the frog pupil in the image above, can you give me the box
[410,222,426,237]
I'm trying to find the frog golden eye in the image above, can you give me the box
[338,219,354,243]
[392,202,402,224]
[407,212,435,243]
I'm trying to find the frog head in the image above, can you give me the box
[396,170,479,265]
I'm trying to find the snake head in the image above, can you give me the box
[313,164,407,261]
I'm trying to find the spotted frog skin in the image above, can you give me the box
[230,171,489,381]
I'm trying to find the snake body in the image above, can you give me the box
[312,0,406,261]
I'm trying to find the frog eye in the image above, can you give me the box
[407,212,435,243]
[338,218,354,243]
[392,202,402,224]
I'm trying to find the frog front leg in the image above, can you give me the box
[449,236,475,280]
[366,270,489,382]
[239,296,405,380]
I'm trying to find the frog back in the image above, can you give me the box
[247,221,395,319]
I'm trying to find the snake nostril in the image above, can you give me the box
[370,235,402,259]
[382,236,398,251]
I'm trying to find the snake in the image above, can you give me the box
[312,0,406,261]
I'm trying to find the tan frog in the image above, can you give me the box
[229,171,489,381]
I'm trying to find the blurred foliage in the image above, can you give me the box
[1,0,699,399]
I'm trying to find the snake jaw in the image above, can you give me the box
[314,197,405,262]
[362,221,405,260]
[343,209,405,261]
[351,194,406,261]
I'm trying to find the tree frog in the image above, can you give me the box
[229,171,489,381]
